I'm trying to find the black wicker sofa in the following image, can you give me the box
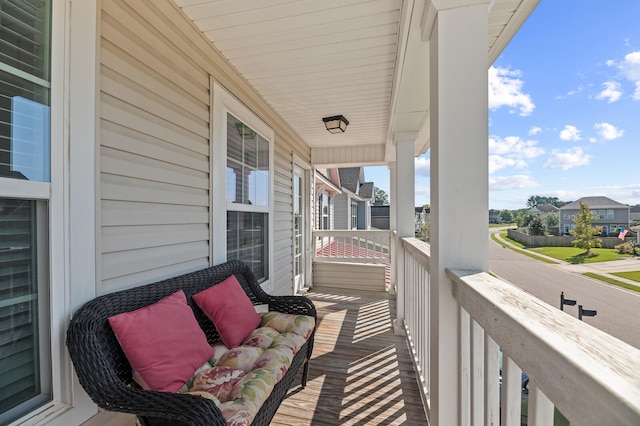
[66,260,316,426]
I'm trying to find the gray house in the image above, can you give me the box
[631,205,640,223]
[333,167,375,230]
[528,203,559,218]
[559,196,630,236]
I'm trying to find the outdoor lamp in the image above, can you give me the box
[322,115,349,133]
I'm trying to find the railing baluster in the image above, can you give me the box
[460,308,471,425]
[485,335,500,426]
[471,319,485,426]
[528,381,554,426]
[501,355,522,426]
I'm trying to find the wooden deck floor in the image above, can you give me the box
[271,287,428,425]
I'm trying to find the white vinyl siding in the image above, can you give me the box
[97,1,310,297]
[99,0,211,293]
[333,193,348,230]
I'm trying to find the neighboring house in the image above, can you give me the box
[371,203,390,230]
[314,169,342,230]
[528,204,559,219]
[333,167,375,230]
[631,205,640,222]
[415,206,430,229]
[559,196,630,236]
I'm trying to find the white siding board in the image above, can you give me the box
[101,95,208,155]
[103,0,209,86]
[102,201,209,226]
[101,41,208,121]
[101,122,209,172]
[101,146,209,189]
[102,241,209,280]
[101,67,209,138]
[101,19,208,103]
[101,174,209,206]
[313,262,386,291]
[100,259,210,295]
[102,224,208,253]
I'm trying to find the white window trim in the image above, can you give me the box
[293,155,311,293]
[211,80,275,291]
[3,0,100,424]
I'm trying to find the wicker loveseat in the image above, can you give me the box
[66,260,316,426]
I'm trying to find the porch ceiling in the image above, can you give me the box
[174,0,539,166]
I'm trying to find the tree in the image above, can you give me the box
[499,209,514,223]
[416,221,430,242]
[526,195,570,208]
[543,212,559,231]
[569,201,602,256]
[515,211,536,228]
[374,187,389,205]
[528,216,545,236]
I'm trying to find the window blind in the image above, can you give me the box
[0,198,40,415]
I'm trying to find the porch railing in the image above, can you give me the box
[313,230,392,264]
[401,237,640,425]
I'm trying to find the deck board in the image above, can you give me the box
[271,287,429,425]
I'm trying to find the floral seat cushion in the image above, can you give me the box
[179,311,315,426]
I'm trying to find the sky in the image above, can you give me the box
[365,0,640,211]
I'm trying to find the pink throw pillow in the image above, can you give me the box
[108,290,214,393]
[192,275,262,348]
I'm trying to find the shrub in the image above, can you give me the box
[615,242,637,255]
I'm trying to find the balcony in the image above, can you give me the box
[305,230,640,425]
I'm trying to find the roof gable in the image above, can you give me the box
[560,196,629,210]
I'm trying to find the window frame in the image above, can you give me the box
[211,81,274,291]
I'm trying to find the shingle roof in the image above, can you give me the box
[631,205,640,213]
[535,204,559,213]
[359,182,374,199]
[560,196,629,210]
[338,168,360,193]
[415,207,424,213]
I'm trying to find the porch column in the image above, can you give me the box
[392,133,417,335]
[388,162,397,295]
[426,1,489,425]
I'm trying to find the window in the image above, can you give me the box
[351,201,358,229]
[319,193,329,230]
[1,0,51,182]
[225,113,270,283]
[1,1,53,422]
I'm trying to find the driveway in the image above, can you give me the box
[488,229,640,349]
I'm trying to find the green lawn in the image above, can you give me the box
[492,233,558,264]
[583,272,640,293]
[611,270,640,283]
[530,247,630,264]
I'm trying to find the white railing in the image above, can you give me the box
[401,237,431,411]
[400,237,640,425]
[448,268,640,426]
[313,230,392,264]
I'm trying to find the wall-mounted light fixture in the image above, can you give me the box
[322,115,349,133]
[235,122,256,139]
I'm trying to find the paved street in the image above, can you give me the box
[488,229,640,349]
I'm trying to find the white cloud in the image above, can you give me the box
[559,125,582,141]
[415,156,430,176]
[488,136,544,174]
[619,51,640,100]
[543,147,591,170]
[605,59,616,67]
[488,66,535,116]
[529,126,542,136]
[595,81,622,103]
[594,122,624,141]
[489,175,538,190]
